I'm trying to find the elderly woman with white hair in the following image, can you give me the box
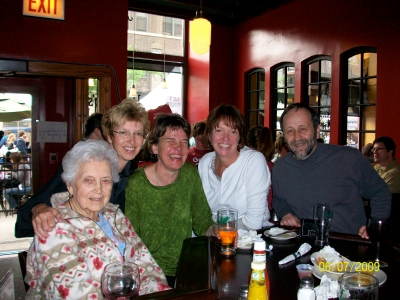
[25,140,170,299]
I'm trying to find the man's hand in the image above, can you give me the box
[358,225,369,239]
[280,213,301,227]
[32,204,63,240]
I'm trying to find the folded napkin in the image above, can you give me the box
[319,246,342,264]
[267,227,289,236]
[278,243,312,265]
[314,275,339,300]
[237,229,261,247]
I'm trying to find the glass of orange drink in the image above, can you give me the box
[217,208,238,256]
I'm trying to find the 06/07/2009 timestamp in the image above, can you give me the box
[318,261,380,273]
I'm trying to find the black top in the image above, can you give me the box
[15,161,136,238]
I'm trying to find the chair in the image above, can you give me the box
[18,251,30,292]
[390,193,400,242]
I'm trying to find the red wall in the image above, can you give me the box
[208,0,400,148]
[0,1,128,185]
[0,0,127,105]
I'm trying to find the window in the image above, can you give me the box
[305,57,332,143]
[246,69,265,130]
[136,12,148,31]
[128,11,185,115]
[272,63,295,137]
[163,17,183,37]
[343,48,377,150]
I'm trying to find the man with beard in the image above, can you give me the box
[272,103,391,237]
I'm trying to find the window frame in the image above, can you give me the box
[304,56,332,144]
[341,47,377,150]
[272,63,295,137]
[245,68,265,131]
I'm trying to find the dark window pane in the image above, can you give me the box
[248,112,257,128]
[249,92,257,110]
[308,61,319,83]
[308,84,318,106]
[249,73,257,90]
[174,21,182,37]
[259,72,265,90]
[348,80,360,105]
[164,17,173,35]
[287,87,295,104]
[276,89,285,106]
[364,78,377,104]
[321,83,331,110]
[257,111,265,126]
[361,106,376,131]
[287,68,295,86]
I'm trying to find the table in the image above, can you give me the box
[137,231,400,299]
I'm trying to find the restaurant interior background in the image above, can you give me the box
[0,0,400,190]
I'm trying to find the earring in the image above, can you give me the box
[69,193,73,199]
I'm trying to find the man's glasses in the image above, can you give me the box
[113,130,144,139]
[371,147,386,153]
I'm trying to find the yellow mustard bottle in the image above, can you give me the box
[248,261,268,300]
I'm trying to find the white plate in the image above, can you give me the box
[313,267,387,286]
[237,244,253,251]
[310,252,352,275]
[264,230,298,240]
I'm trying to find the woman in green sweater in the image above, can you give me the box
[125,114,218,288]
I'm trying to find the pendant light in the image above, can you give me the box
[129,21,137,98]
[162,33,167,89]
[190,0,211,55]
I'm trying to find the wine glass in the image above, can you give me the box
[367,218,391,268]
[102,262,140,300]
[313,203,333,247]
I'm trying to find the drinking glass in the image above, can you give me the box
[102,262,140,300]
[339,272,378,299]
[367,218,391,268]
[217,208,238,256]
[313,203,333,247]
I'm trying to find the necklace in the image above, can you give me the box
[154,164,161,186]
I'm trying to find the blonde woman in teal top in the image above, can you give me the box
[125,114,218,288]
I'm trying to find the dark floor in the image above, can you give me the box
[0,254,26,299]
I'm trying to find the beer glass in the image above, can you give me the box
[217,208,238,256]
[339,272,378,299]
[313,203,333,247]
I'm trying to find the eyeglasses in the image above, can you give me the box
[371,147,386,153]
[113,130,144,139]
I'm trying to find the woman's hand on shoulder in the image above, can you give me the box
[32,203,63,240]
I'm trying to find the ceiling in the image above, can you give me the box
[128,0,296,27]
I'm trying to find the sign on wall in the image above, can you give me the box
[23,0,65,20]
[37,121,67,143]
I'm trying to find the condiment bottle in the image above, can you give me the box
[297,276,315,300]
[248,261,268,300]
[251,240,270,296]
[238,284,249,299]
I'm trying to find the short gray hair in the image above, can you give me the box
[61,140,119,185]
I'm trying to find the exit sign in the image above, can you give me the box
[23,0,65,20]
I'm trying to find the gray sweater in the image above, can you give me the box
[272,143,391,234]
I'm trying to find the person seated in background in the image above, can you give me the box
[25,140,169,299]
[246,125,274,211]
[272,103,391,237]
[186,120,212,166]
[15,130,28,157]
[4,152,31,210]
[0,130,11,148]
[271,135,289,163]
[362,143,374,164]
[372,136,400,194]
[198,104,271,231]
[125,114,218,288]
[16,100,149,239]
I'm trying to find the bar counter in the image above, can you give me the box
[137,231,400,299]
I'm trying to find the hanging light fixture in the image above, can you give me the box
[129,20,137,98]
[190,0,211,55]
[162,33,168,89]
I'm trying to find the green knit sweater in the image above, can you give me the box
[125,163,215,276]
